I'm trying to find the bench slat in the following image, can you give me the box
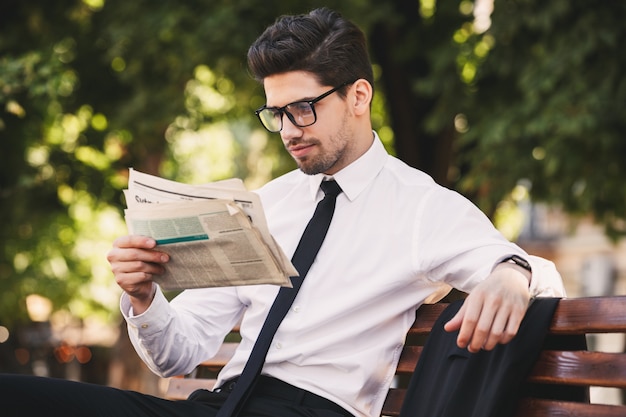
[384,392,626,417]
[396,348,626,388]
[381,388,404,417]
[514,398,626,417]
[394,346,422,374]
[528,350,626,388]
[549,296,626,334]
[409,303,448,335]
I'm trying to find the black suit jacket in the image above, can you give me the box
[399,297,567,417]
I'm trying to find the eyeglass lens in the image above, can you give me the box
[258,102,315,132]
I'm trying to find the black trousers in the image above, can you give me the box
[0,374,351,417]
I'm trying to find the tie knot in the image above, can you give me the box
[320,180,342,197]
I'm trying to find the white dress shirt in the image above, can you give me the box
[122,132,565,417]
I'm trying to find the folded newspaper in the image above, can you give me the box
[123,169,297,290]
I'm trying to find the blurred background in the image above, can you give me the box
[1,0,625,404]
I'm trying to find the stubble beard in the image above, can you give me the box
[295,113,352,176]
[296,142,342,175]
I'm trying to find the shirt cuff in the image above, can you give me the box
[120,285,172,335]
[527,255,567,297]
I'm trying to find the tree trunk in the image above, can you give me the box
[369,1,460,187]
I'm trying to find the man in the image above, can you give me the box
[0,7,564,417]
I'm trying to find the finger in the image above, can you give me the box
[444,303,466,333]
[473,294,528,351]
[466,303,498,353]
[500,303,526,344]
[112,258,166,277]
[481,306,509,351]
[115,270,155,286]
[456,299,485,350]
[107,240,169,265]
[113,235,158,249]
[115,271,157,299]
[108,247,169,265]
[484,289,529,349]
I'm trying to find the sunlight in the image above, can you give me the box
[26,294,53,322]
[0,326,9,343]
[473,0,494,33]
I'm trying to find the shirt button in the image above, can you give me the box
[140,323,149,329]
[293,306,300,313]
[275,342,282,349]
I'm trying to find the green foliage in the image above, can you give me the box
[0,0,625,333]
[0,0,384,327]
[457,0,626,239]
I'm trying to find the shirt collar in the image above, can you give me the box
[307,131,388,201]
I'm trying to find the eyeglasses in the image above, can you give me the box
[254,80,355,133]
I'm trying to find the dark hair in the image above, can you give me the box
[247,8,374,96]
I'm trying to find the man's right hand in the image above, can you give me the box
[107,235,170,314]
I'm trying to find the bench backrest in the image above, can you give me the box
[166,296,626,416]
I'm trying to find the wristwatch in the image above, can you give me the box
[500,255,532,273]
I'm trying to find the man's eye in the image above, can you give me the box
[289,102,313,115]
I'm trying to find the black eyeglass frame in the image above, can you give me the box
[254,80,356,133]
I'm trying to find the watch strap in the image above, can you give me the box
[500,254,532,273]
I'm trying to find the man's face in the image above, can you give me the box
[263,71,357,175]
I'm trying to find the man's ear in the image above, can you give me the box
[351,79,373,116]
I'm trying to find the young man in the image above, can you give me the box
[0,7,565,417]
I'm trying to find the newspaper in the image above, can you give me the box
[123,169,296,290]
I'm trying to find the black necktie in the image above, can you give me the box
[215,180,343,417]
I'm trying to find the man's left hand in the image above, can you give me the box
[444,263,531,353]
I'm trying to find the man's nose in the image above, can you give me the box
[280,113,304,140]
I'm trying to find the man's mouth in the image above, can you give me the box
[288,142,315,159]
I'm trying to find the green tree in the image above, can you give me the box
[457,0,626,240]
[366,0,626,241]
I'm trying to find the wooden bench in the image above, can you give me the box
[166,295,626,416]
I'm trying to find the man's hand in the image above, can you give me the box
[444,263,531,353]
[107,235,169,314]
